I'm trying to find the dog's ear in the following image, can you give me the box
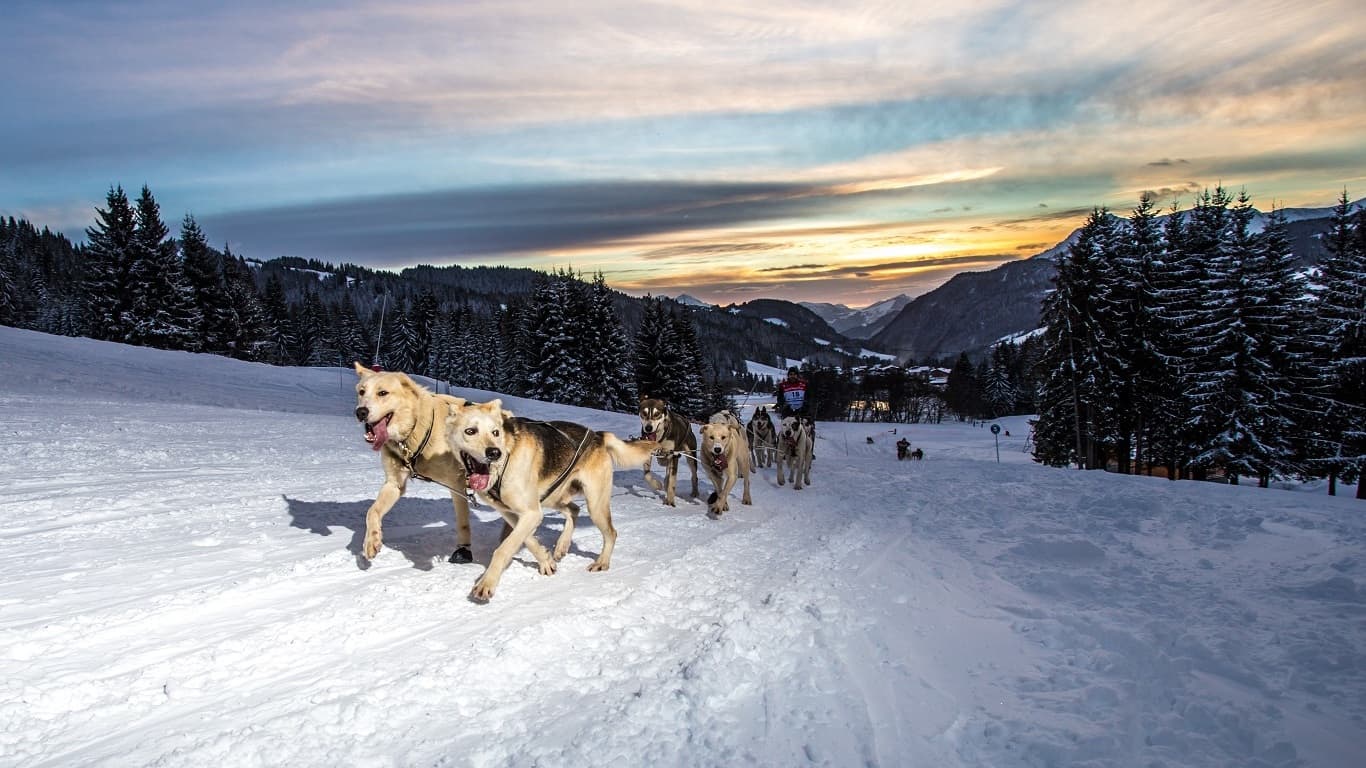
[354,361,372,377]
[484,398,502,413]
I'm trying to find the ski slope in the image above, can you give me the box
[1,326,1364,767]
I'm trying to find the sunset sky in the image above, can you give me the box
[3,1,1365,307]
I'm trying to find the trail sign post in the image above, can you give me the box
[990,423,1001,463]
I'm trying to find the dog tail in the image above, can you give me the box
[602,432,659,468]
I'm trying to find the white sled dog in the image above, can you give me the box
[638,397,699,506]
[446,399,658,603]
[353,363,474,564]
[746,406,778,468]
[700,411,752,518]
[776,415,814,490]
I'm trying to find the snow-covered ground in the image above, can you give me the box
[2,326,1364,768]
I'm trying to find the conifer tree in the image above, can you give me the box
[671,310,707,417]
[579,272,636,412]
[984,345,1016,417]
[220,248,269,361]
[0,222,19,326]
[634,297,681,404]
[128,186,200,351]
[333,299,371,367]
[296,289,331,365]
[180,215,233,353]
[943,352,981,421]
[1032,208,1118,467]
[523,272,587,404]
[1308,192,1366,496]
[1185,190,1292,483]
[260,273,295,365]
[82,186,138,342]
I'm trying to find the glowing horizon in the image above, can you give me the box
[2,1,1364,307]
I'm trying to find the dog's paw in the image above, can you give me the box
[448,546,472,564]
[587,561,610,572]
[470,578,497,603]
[362,530,383,560]
[538,559,558,576]
[644,474,663,491]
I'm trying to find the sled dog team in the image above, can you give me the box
[353,363,813,602]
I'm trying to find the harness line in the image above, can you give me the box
[486,420,593,505]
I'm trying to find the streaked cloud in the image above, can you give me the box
[1,0,1364,306]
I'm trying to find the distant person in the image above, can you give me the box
[896,437,910,460]
[775,367,807,418]
[775,366,814,456]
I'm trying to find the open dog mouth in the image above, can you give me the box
[640,424,657,439]
[461,452,494,491]
[363,413,393,451]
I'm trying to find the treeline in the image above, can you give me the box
[1,185,860,416]
[1030,187,1366,496]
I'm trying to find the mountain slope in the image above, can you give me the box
[871,199,1361,361]
[800,294,911,338]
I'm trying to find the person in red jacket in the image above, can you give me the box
[775,367,807,417]
[775,367,815,457]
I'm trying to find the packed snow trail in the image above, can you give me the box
[1,327,1364,767]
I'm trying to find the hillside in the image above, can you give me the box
[870,200,1361,361]
[1,326,1363,766]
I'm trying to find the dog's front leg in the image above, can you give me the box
[740,457,752,506]
[664,454,679,506]
[363,479,405,559]
[449,490,473,563]
[643,455,663,493]
[776,450,786,486]
[471,506,545,603]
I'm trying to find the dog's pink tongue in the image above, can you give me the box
[369,419,389,451]
[468,473,490,491]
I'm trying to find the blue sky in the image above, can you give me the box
[3,0,1364,306]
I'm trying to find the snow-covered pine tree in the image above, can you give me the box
[459,311,501,391]
[179,215,234,354]
[1032,208,1118,468]
[984,344,1016,418]
[1113,193,1168,473]
[496,298,533,396]
[670,309,707,418]
[523,271,588,405]
[408,290,440,376]
[220,248,269,361]
[1247,206,1310,485]
[82,186,138,342]
[333,299,370,368]
[633,297,680,404]
[1184,189,1289,484]
[387,301,420,374]
[260,274,295,365]
[0,220,19,326]
[297,290,334,366]
[1308,192,1366,497]
[129,186,200,351]
[579,272,636,412]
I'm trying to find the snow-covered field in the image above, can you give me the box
[2,326,1364,767]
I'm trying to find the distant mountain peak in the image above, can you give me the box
[671,293,712,308]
